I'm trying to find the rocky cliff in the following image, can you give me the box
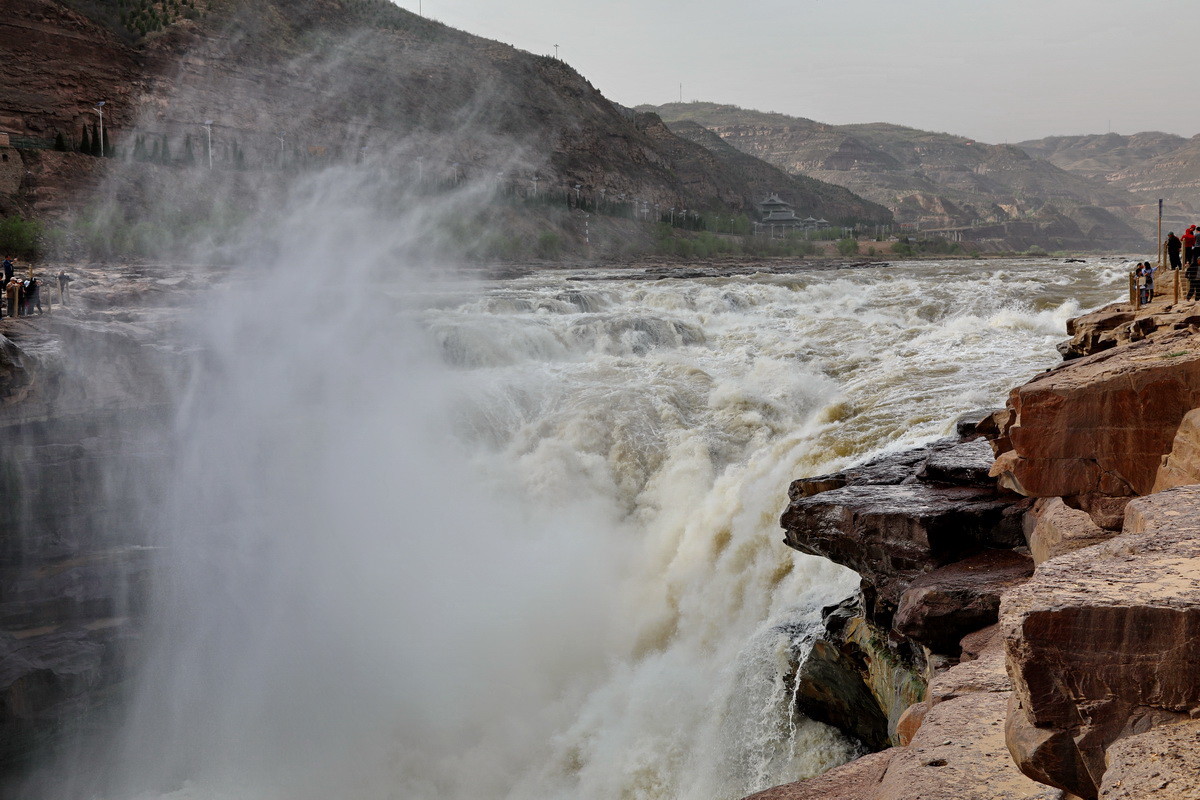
[758,279,1200,799]
[0,265,201,789]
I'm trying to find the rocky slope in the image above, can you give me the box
[641,102,1152,251]
[0,0,890,230]
[1016,132,1200,230]
[759,279,1200,799]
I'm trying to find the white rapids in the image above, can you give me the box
[89,250,1129,800]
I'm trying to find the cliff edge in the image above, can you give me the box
[764,285,1200,799]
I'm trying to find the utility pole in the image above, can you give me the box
[554,44,559,59]
[94,101,105,156]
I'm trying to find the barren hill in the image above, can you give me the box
[642,102,1152,251]
[0,0,890,233]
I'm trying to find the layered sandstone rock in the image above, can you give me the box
[793,597,926,750]
[893,550,1032,654]
[751,633,1062,800]
[1152,406,1200,491]
[782,482,1026,622]
[988,327,1200,527]
[1002,487,1200,798]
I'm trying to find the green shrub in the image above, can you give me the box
[0,216,43,258]
[836,237,860,256]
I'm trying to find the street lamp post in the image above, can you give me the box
[203,120,213,169]
[94,101,106,157]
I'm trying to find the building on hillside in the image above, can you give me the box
[755,195,830,236]
[758,194,804,230]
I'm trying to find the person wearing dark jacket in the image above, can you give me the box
[1167,231,1183,270]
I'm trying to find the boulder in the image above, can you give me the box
[989,328,1200,509]
[893,550,1033,655]
[1023,498,1115,565]
[1002,486,1200,798]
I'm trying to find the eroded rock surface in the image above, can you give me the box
[1098,720,1200,800]
[1002,486,1200,798]
[741,749,896,800]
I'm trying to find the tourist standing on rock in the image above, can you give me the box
[1184,227,1197,268]
[1167,231,1183,270]
[1187,255,1200,301]
[1141,261,1156,304]
[5,276,21,317]
[22,277,41,316]
[57,271,71,305]
[1,256,13,318]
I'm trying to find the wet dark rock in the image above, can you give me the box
[782,482,1026,622]
[893,549,1034,655]
[792,595,927,751]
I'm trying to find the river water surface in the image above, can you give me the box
[87,256,1128,800]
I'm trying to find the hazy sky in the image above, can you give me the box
[392,0,1197,143]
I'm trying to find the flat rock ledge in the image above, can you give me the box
[781,436,1029,631]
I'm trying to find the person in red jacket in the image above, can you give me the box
[1184,226,1197,268]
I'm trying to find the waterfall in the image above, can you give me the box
[25,164,1127,799]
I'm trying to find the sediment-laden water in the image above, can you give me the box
[45,251,1129,800]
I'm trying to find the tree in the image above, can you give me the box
[90,123,101,157]
[836,237,860,256]
[80,125,91,154]
[53,132,68,152]
[160,135,171,165]
[102,127,112,157]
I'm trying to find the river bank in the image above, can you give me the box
[753,284,1200,799]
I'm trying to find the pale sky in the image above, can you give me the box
[392,0,1197,144]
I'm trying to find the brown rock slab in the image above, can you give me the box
[927,631,1011,705]
[1002,486,1200,798]
[875,691,1062,800]
[893,550,1033,654]
[989,328,1200,500]
[1098,720,1200,799]
[1153,407,1200,492]
[894,702,927,747]
[1025,497,1116,565]
[739,749,896,800]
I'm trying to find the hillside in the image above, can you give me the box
[1016,132,1189,180]
[1014,131,1200,228]
[0,0,890,245]
[642,102,1152,251]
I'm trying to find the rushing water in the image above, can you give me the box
[47,249,1130,800]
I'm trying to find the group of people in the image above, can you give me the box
[1156,230,1200,302]
[1,256,71,318]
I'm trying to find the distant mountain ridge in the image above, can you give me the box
[640,102,1155,250]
